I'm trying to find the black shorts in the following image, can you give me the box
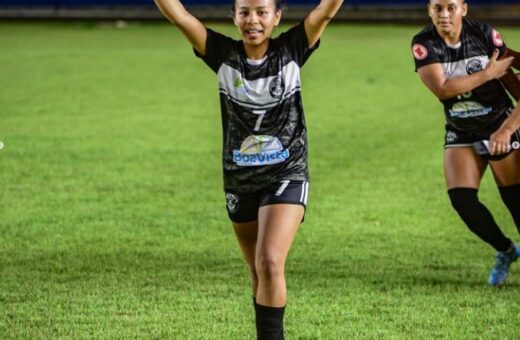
[444,113,520,161]
[225,180,309,223]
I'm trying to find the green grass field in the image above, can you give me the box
[1,20,520,338]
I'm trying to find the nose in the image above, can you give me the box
[439,8,450,18]
[246,11,259,24]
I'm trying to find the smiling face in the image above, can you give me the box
[428,0,467,37]
[233,0,281,58]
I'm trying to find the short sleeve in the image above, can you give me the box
[275,21,320,67]
[411,36,440,72]
[194,28,237,73]
[481,23,507,57]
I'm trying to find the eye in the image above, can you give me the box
[448,5,456,11]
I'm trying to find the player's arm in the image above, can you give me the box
[500,47,520,100]
[490,105,520,155]
[501,68,520,101]
[490,67,520,155]
[154,0,207,55]
[504,48,520,70]
[304,0,343,48]
[417,49,514,100]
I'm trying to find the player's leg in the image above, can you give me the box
[254,203,304,340]
[445,147,513,252]
[489,149,520,232]
[232,220,259,298]
[487,149,520,285]
[256,204,304,306]
[227,192,261,305]
[446,146,517,285]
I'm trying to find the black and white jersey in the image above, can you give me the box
[412,19,513,133]
[195,22,319,194]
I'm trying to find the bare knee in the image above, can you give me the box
[255,254,284,281]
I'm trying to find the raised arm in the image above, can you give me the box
[417,49,514,100]
[154,0,207,55]
[304,0,343,48]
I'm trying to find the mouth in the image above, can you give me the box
[244,29,263,38]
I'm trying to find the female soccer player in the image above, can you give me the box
[154,0,342,336]
[412,0,520,286]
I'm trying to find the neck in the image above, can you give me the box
[244,41,269,60]
[438,25,462,45]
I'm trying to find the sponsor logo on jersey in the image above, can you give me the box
[269,76,285,99]
[233,135,289,166]
[466,59,483,74]
[412,44,428,60]
[226,193,239,213]
[449,101,492,118]
[492,29,504,47]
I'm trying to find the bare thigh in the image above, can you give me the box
[489,150,520,187]
[254,204,304,306]
[444,147,488,189]
[256,204,305,267]
[232,220,258,269]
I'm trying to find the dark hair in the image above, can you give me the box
[231,0,285,14]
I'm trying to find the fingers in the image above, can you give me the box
[491,48,513,62]
[489,139,510,155]
[489,140,499,155]
[486,50,514,79]
[502,56,514,68]
[497,142,510,155]
[490,140,497,155]
[490,48,499,61]
[495,57,514,78]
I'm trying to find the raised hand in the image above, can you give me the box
[484,49,514,80]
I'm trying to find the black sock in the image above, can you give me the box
[448,188,512,252]
[499,184,520,234]
[254,301,285,340]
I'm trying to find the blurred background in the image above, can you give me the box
[1,0,519,24]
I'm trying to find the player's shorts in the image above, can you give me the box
[444,112,520,161]
[225,180,309,223]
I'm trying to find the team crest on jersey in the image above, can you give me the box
[412,44,428,60]
[466,59,483,74]
[446,131,458,143]
[269,76,285,99]
[233,135,289,166]
[226,193,239,213]
[492,29,504,47]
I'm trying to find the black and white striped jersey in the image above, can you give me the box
[412,19,513,133]
[195,22,319,194]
